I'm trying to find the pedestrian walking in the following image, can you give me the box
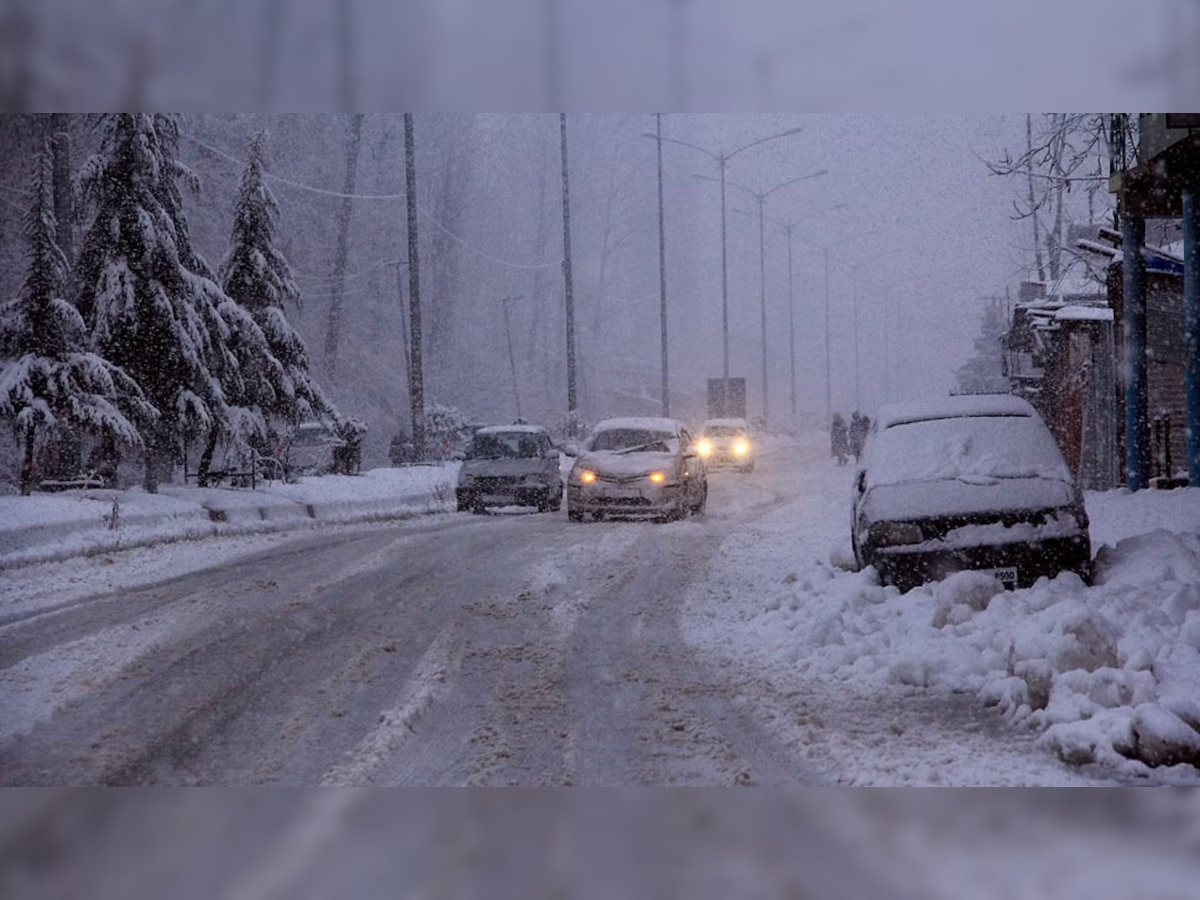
[831,413,849,465]
[849,412,870,462]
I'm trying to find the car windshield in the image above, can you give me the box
[704,425,745,437]
[867,415,1072,486]
[468,432,544,459]
[588,429,676,453]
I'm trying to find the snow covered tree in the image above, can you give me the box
[986,114,1114,285]
[955,296,1011,396]
[0,142,153,494]
[74,114,262,492]
[218,131,334,471]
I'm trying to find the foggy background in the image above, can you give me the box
[0,112,1063,465]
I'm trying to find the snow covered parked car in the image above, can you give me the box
[851,394,1092,591]
[455,424,563,513]
[566,417,706,522]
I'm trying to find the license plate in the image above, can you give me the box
[984,566,1018,585]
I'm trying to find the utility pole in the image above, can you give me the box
[785,221,796,426]
[824,245,832,424]
[498,295,524,420]
[404,113,426,460]
[656,113,670,417]
[757,191,768,423]
[853,268,861,411]
[560,113,578,432]
[388,260,411,399]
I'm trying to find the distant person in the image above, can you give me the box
[830,413,849,465]
[849,411,870,462]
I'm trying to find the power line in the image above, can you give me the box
[183,132,563,272]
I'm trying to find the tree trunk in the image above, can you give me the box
[1026,114,1046,283]
[323,113,365,380]
[197,430,219,487]
[19,425,35,496]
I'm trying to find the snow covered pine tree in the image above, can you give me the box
[74,114,266,492]
[218,130,335,480]
[0,140,153,495]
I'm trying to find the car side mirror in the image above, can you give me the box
[451,451,466,462]
[563,442,579,457]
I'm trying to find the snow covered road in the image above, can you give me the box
[2,429,1152,787]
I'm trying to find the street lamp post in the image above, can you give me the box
[648,125,806,380]
[738,203,849,428]
[812,228,878,424]
[709,168,827,426]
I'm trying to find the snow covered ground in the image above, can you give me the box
[683,432,1200,785]
[2,433,1199,785]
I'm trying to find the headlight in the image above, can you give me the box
[648,471,667,484]
[733,439,750,456]
[580,470,597,484]
[696,438,713,457]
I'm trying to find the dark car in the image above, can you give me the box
[851,394,1091,591]
[455,424,563,513]
[566,416,707,522]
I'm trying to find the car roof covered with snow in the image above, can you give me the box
[874,393,1037,431]
[590,416,683,434]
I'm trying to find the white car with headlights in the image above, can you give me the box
[696,417,755,472]
[566,417,707,522]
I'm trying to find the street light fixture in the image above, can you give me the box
[698,168,828,426]
[645,125,806,380]
[736,203,849,427]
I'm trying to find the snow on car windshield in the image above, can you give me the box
[704,425,745,437]
[588,429,677,453]
[868,415,1072,486]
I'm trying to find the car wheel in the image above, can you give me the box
[567,504,583,522]
[548,486,563,512]
[691,484,707,516]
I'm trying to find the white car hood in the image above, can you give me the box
[578,450,676,478]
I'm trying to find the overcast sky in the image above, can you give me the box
[658,114,1037,419]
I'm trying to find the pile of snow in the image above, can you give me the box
[0,464,459,568]
[686,433,1200,783]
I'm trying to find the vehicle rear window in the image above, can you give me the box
[469,432,545,458]
[867,415,1072,485]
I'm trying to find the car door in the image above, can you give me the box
[680,427,702,504]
